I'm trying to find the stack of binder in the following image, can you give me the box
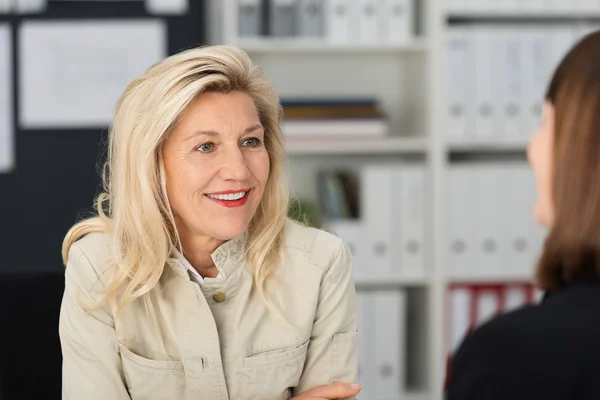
[280,98,389,138]
[446,24,598,142]
[446,0,600,13]
[357,288,408,399]
[324,163,428,281]
[447,162,547,280]
[237,0,414,44]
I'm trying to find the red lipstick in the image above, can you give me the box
[205,189,250,208]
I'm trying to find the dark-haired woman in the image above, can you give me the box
[447,30,600,400]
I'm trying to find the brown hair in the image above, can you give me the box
[536,30,600,291]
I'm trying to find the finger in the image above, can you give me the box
[304,382,362,399]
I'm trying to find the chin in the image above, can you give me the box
[533,204,550,228]
[211,219,251,241]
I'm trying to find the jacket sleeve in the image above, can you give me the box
[59,243,131,399]
[293,238,359,398]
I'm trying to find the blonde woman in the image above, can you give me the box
[59,45,360,400]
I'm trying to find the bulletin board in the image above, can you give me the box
[0,1,207,273]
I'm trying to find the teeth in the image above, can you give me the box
[207,191,246,201]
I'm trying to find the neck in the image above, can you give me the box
[178,230,225,279]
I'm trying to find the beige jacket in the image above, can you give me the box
[59,219,358,400]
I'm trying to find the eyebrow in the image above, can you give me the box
[188,124,264,140]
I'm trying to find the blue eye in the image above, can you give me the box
[243,137,262,147]
[197,143,214,152]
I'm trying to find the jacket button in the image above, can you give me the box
[212,291,226,303]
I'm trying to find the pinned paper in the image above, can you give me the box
[15,0,47,14]
[145,0,188,15]
[19,20,167,128]
[0,24,13,173]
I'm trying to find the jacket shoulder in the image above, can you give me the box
[455,305,542,358]
[65,231,115,292]
[283,219,351,282]
[449,304,545,385]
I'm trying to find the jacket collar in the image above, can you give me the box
[210,231,248,278]
[168,231,248,281]
[541,276,600,302]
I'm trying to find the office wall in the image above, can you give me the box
[0,1,207,273]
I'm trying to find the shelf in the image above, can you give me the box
[234,38,429,54]
[446,139,529,153]
[355,275,429,288]
[363,391,430,400]
[446,10,600,19]
[404,391,431,400]
[446,274,534,285]
[285,136,427,155]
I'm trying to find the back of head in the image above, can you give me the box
[61,45,288,312]
[536,30,600,290]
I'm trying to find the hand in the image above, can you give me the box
[291,382,362,400]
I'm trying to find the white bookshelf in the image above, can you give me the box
[205,1,584,399]
[446,10,600,19]
[446,139,530,153]
[233,38,429,53]
[355,275,430,288]
[404,391,432,400]
[446,274,533,284]
[285,136,427,155]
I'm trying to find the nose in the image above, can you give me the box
[219,146,250,181]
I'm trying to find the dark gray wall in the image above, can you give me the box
[0,0,207,273]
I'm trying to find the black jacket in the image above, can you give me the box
[447,278,600,400]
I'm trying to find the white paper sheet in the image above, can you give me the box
[19,20,167,128]
[15,0,47,14]
[0,0,10,14]
[0,24,13,173]
[145,0,188,15]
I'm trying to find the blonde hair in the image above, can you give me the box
[61,45,289,315]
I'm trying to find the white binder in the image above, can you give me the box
[521,26,549,138]
[361,165,399,279]
[446,26,474,141]
[548,25,578,80]
[374,289,406,398]
[297,0,325,37]
[525,167,547,269]
[325,220,366,279]
[448,166,476,279]
[474,166,507,278]
[326,0,358,43]
[357,0,380,43]
[270,0,298,37]
[357,291,376,399]
[398,165,426,279]
[237,0,263,37]
[498,26,525,141]
[474,27,500,140]
[380,0,412,44]
[507,165,539,278]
